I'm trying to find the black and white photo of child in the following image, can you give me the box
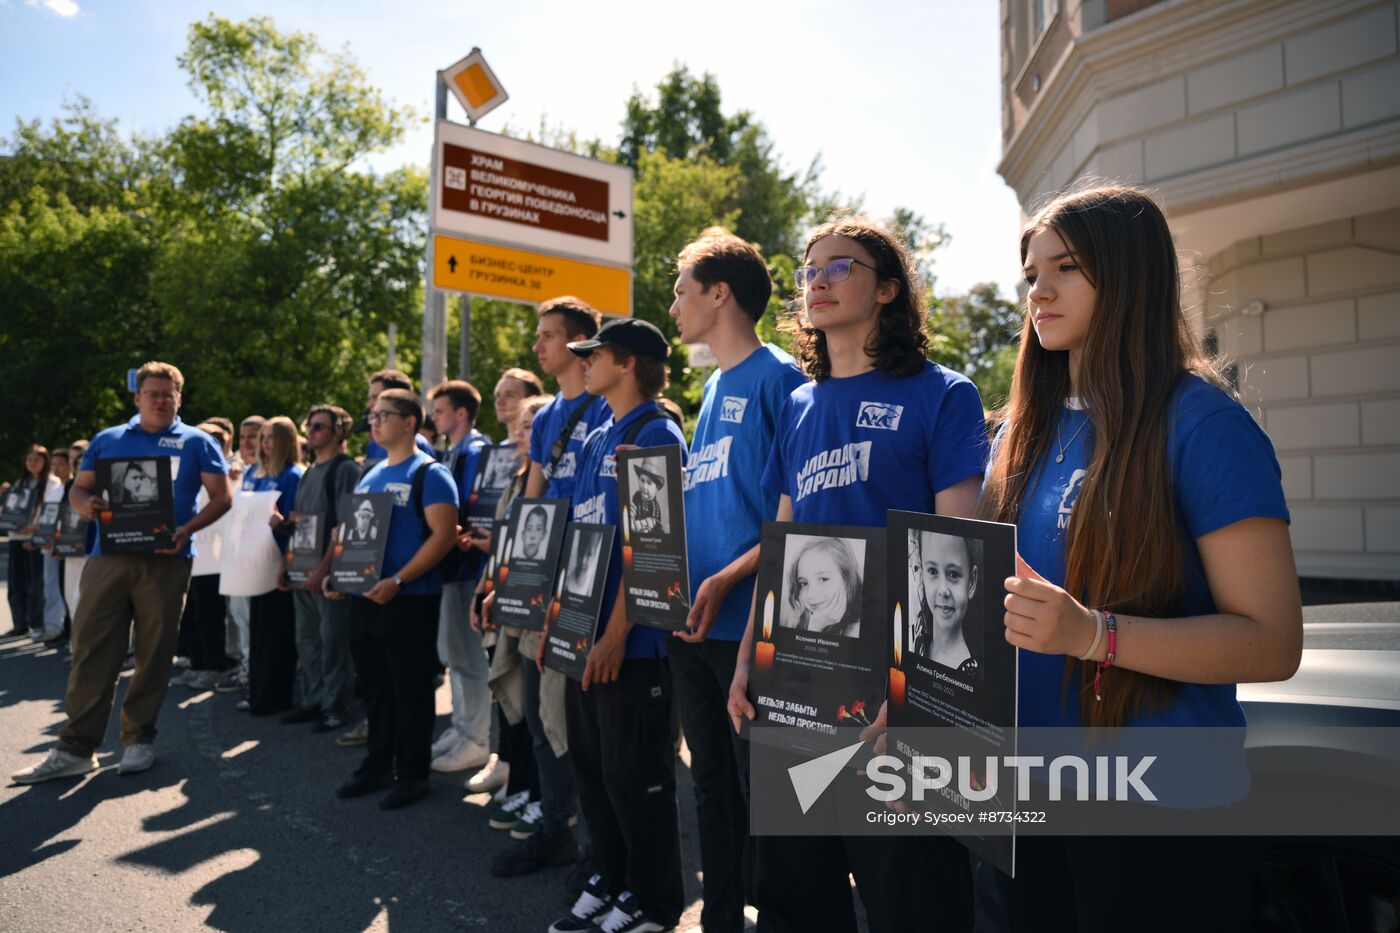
[482,445,522,492]
[111,459,160,507]
[908,529,983,676]
[564,528,604,597]
[778,534,865,638]
[511,503,555,561]
[291,514,319,551]
[343,497,379,544]
[628,456,669,535]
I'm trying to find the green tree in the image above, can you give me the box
[936,282,1022,410]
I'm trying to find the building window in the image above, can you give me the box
[1029,0,1057,41]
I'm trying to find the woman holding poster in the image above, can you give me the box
[729,218,988,932]
[977,185,1302,931]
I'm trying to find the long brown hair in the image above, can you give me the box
[257,416,303,478]
[783,217,929,382]
[979,185,1223,728]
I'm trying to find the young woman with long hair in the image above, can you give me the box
[240,415,305,715]
[977,185,1302,930]
[729,217,988,932]
[4,445,57,639]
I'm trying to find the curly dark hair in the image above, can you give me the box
[781,217,929,382]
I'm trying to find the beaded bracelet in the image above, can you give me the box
[1093,611,1118,701]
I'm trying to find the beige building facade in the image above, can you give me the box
[998,0,1400,581]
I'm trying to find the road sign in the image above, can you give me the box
[432,234,631,318]
[433,121,634,268]
[442,49,508,123]
[126,368,138,392]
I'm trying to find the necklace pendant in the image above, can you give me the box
[1055,452,1065,463]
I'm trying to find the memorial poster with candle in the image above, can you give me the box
[464,444,523,533]
[32,502,61,549]
[744,521,886,755]
[328,492,393,594]
[52,501,92,558]
[885,510,1018,874]
[95,456,177,553]
[493,497,570,632]
[543,524,615,681]
[616,446,690,631]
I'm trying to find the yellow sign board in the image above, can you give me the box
[442,50,508,123]
[433,235,632,317]
[455,64,498,110]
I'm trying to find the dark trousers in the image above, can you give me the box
[7,540,44,633]
[486,640,539,799]
[667,637,749,933]
[973,835,1250,933]
[566,657,684,926]
[248,589,297,714]
[752,830,971,933]
[350,594,441,782]
[522,654,576,832]
[183,575,231,672]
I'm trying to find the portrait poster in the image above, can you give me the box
[616,446,690,631]
[886,510,1018,876]
[464,444,522,532]
[95,456,176,553]
[329,492,393,594]
[31,502,61,549]
[543,524,615,681]
[482,519,509,597]
[285,512,324,586]
[745,521,886,756]
[216,491,282,597]
[0,483,35,532]
[52,501,91,558]
[493,497,570,632]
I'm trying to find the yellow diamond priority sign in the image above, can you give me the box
[442,49,508,123]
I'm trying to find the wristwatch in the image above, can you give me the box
[392,575,404,587]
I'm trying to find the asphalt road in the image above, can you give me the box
[0,584,717,933]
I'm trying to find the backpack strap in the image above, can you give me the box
[322,452,355,528]
[410,455,432,540]
[544,397,593,481]
[620,407,668,447]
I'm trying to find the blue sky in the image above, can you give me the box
[1,0,1024,297]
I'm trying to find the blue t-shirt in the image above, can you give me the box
[365,433,435,466]
[1006,375,1291,731]
[241,463,305,552]
[761,360,988,525]
[684,345,806,641]
[354,451,459,595]
[442,429,491,583]
[81,415,229,557]
[530,391,611,501]
[571,401,689,659]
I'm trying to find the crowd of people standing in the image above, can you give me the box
[5,185,1303,933]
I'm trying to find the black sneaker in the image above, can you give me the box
[490,827,580,878]
[378,779,430,810]
[279,707,322,725]
[548,874,611,933]
[335,770,393,799]
[593,892,669,933]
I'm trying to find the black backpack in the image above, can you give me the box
[410,452,478,582]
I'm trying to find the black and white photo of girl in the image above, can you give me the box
[778,534,864,638]
[110,459,160,507]
[908,529,983,677]
[565,527,604,597]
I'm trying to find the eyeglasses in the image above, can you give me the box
[139,390,179,402]
[793,257,881,289]
[306,422,332,433]
[367,410,406,425]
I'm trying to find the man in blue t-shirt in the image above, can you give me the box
[491,297,609,880]
[667,228,806,933]
[329,387,459,811]
[426,379,494,775]
[547,318,687,933]
[359,369,436,469]
[14,362,231,785]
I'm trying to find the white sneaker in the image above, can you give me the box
[465,753,509,794]
[431,738,490,773]
[12,749,98,784]
[117,744,156,775]
[430,726,461,757]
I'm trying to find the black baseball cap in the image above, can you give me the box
[567,318,670,361]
